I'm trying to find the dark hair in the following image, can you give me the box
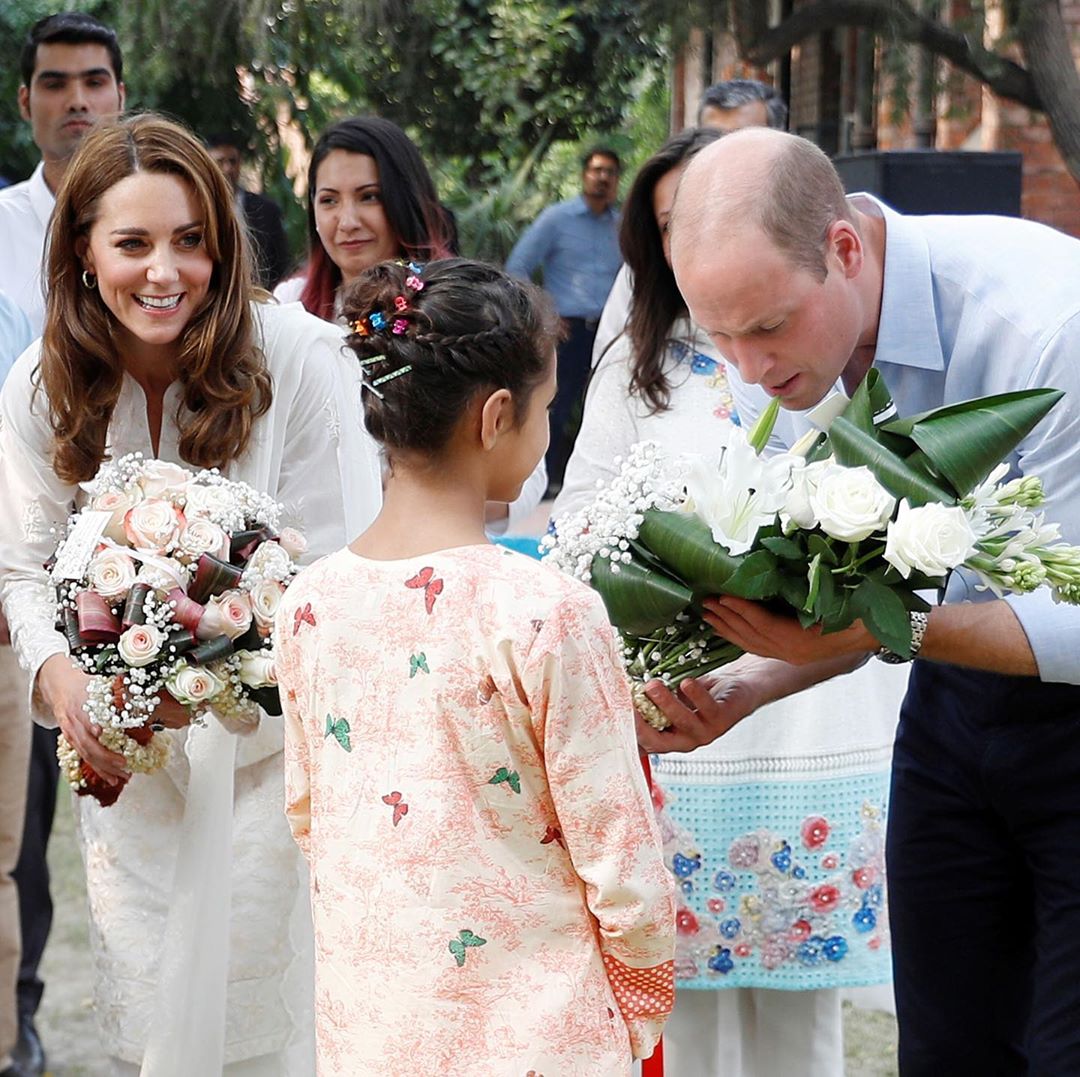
[340,258,558,457]
[20,12,123,87]
[204,132,244,153]
[618,127,722,414]
[298,117,452,321]
[582,147,621,173]
[698,78,787,130]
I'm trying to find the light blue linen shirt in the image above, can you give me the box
[0,290,32,386]
[729,194,1080,685]
[505,195,621,319]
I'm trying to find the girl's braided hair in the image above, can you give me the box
[341,258,559,455]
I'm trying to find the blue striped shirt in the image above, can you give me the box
[505,195,621,319]
[731,195,1080,685]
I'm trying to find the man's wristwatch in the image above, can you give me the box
[875,610,930,664]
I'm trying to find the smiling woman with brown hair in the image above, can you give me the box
[0,112,381,1076]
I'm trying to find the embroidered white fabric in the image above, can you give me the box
[0,300,379,1072]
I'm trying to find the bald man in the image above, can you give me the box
[645,127,1080,1075]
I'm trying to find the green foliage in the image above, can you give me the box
[0,0,669,263]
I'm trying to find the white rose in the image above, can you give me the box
[782,459,831,531]
[243,540,293,583]
[277,528,307,559]
[809,464,896,542]
[91,487,143,543]
[135,556,189,593]
[137,460,191,500]
[236,649,277,689]
[124,499,186,552]
[87,549,137,602]
[175,519,231,564]
[117,623,165,667]
[165,663,225,706]
[249,578,285,634]
[183,483,238,524]
[884,499,978,579]
[196,589,253,640]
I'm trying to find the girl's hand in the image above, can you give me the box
[38,654,130,784]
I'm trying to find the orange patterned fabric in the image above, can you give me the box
[602,954,676,1019]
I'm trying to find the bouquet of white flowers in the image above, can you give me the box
[51,453,306,805]
[544,373,1080,728]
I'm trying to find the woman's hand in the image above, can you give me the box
[39,654,130,784]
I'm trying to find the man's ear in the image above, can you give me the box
[479,388,514,451]
[828,219,864,280]
[17,85,30,123]
[117,81,126,111]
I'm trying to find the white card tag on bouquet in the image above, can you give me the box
[51,510,112,581]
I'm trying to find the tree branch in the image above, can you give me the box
[742,0,1043,110]
[1016,0,1080,186]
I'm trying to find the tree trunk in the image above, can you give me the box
[1016,0,1080,187]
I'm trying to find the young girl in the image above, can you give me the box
[276,258,675,1075]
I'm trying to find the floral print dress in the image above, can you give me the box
[276,544,676,1076]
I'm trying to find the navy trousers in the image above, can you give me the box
[545,316,598,493]
[888,661,1080,1075]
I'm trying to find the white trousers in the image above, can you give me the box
[112,1050,303,1077]
[662,987,844,1077]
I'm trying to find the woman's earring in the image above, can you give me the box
[81,269,97,289]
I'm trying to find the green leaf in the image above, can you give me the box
[880,388,1064,497]
[807,533,840,567]
[636,510,743,593]
[778,570,810,612]
[590,553,692,636]
[850,578,912,656]
[721,550,782,600]
[828,416,956,506]
[810,559,837,622]
[761,536,806,561]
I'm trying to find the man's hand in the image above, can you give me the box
[0,610,10,647]
[635,668,760,754]
[702,595,876,665]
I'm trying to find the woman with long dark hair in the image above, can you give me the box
[277,115,544,534]
[0,113,381,1075]
[554,129,908,1077]
[275,116,453,317]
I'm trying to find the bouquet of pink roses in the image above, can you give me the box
[51,453,305,805]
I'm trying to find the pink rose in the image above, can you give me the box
[124,499,186,553]
[277,528,308,559]
[175,519,230,564]
[196,590,253,640]
[91,487,143,543]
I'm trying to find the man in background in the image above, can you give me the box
[589,77,786,387]
[698,77,788,132]
[506,147,622,496]
[207,132,291,289]
[0,14,125,1075]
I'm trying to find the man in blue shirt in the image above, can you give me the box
[654,127,1080,1074]
[506,147,622,494]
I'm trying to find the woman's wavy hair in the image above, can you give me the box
[618,126,723,414]
[41,112,271,484]
[298,116,453,321]
[340,258,558,458]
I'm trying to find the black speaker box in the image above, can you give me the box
[833,150,1022,216]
